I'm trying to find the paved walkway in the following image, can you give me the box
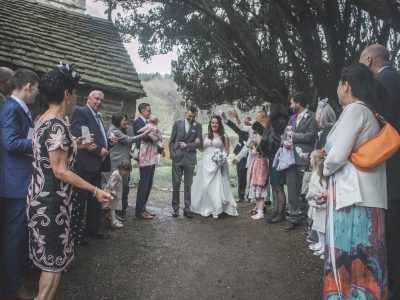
[57,190,323,299]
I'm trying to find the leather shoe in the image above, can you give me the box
[172,211,179,217]
[135,212,154,219]
[88,231,110,240]
[145,210,156,217]
[267,216,285,224]
[183,211,194,218]
[3,286,35,300]
[284,223,299,231]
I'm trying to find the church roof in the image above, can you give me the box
[0,0,145,98]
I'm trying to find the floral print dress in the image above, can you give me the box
[27,118,76,272]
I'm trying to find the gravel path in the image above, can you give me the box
[56,190,323,299]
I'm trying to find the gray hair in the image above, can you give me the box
[318,104,336,128]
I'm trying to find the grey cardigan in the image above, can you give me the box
[323,101,387,209]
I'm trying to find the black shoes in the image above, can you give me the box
[88,231,110,240]
[172,211,179,217]
[183,211,194,218]
[284,223,299,231]
[267,216,285,224]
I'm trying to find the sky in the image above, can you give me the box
[85,0,176,75]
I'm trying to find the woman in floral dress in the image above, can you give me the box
[27,64,112,300]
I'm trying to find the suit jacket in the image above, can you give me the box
[70,105,110,173]
[0,97,33,198]
[290,110,319,166]
[225,119,248,169]
[169,119,202,165]
[324,101,387,209]
[375,65,400,201]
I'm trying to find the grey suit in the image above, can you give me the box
[169,119,202,213]
[285,110,318,224]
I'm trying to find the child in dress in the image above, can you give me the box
[305,150,327,259]
[137,115,162,143]
[247,144,269,220]
[103,160,132,229]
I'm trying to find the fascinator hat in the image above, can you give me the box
[56,61,81,87]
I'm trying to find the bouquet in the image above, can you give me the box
[212,150,227,167]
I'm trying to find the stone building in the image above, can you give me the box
[0,0,145,125]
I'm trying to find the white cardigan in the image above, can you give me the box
[323,101,387,209]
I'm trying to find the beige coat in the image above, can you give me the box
[323,101,387,209]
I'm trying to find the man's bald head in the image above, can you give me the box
[359,44,390,74]
[87,90,104,112]
[0,67,13,95]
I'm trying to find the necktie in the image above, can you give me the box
[296,114,302,126]
[95,113,107,146]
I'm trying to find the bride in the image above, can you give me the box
[190,115,238,218]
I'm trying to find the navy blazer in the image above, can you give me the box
[70,105,110,173]
[133,116,163,153]
[0,97,33,198]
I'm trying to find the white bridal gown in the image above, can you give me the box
[190,136,238,217]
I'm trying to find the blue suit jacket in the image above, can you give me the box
[133,117,163,152]
[70,105,110,173]
[0,97,33,198]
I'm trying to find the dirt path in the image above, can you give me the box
[56,190,323,299]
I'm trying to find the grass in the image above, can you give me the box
[130,158,240,198]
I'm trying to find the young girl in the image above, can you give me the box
[103,160,132,229]
[137,115,162,143]
[305,150,327,259]
[248,144,269,220]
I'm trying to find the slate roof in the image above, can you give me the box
[0,0,145,98]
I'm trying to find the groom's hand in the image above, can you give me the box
[179,142,187,149]
[195,137,201,145]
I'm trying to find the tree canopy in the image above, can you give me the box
[100,0,400,110]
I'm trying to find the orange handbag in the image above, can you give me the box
[349,104,400,171]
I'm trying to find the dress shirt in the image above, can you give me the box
[87,104,107,147]
[11,95,32,122]
[296,108,308,126]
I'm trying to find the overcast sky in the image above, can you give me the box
[86,0,176,74]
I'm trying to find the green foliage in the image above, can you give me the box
[109,0,400,111]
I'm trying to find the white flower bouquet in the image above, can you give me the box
[212,150,227,167]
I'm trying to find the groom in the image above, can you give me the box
[169,106,202,218]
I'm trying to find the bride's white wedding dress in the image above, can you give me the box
[190,136,238,217]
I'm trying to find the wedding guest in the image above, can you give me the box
[221,110,249,202]
[261,103,289,224]
[27,64,112,300]
[133,103,164,219]
[0,67,13,108]
[360,44,400,300]
[0,69,39,300]
[284,92,318,231]
[103,160,132,229]
[323,63,387,299]
[137,115,162,142]
[169,106,202,218]
[70,90,112,243]
[247,144,268,220]
[305,150,327,259]
[107,113,148,219]
[190,115,238,218]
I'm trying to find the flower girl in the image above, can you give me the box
[248,144,269,220]
[305,150,327,259]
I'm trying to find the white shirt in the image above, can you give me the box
[87,104,107,147]
[378,65,390,73]
[11,95,31,121]
[139,115,147,124]
[184,118,190,133]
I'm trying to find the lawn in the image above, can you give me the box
[130,158,240,198]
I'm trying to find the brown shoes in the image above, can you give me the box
[135,212,154,219]
[145,210,156,217]
[2,286,36,300]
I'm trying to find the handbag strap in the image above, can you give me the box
[355,101,387,125]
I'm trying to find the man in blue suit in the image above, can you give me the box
[133,102,164,219]
[70,90,112,242]
[0,69,38,299]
